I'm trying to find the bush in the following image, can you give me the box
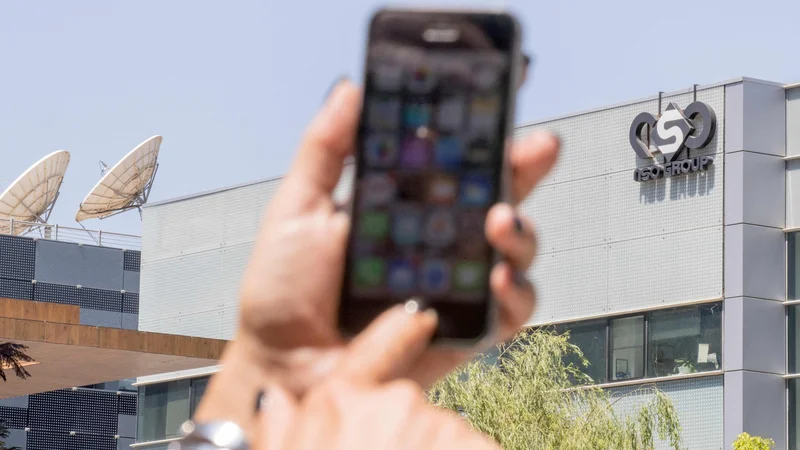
[429,329,683,450]
[732,432,775,450]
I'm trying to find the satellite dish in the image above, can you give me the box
[0,150,71,235]
[76,135,162,222]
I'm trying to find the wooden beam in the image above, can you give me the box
[0,317,227,360]
[0,298,80,324]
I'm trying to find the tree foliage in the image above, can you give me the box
[732,433,775,450]
[0,341,34,382]
[429,329,683,450]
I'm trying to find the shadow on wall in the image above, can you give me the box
[640,166,717,204]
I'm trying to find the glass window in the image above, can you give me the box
[647,303,722,377]
[790,379,800,449]
[557,320,607,384]
[790,232,800,300]
[190,377,210,416]
[610,316,644,381]
[137,379,191,442]
[790,305,800,374]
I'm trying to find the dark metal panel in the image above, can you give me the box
[0,235,35,280]
[0,278,33,300]
[123,250,140,272]
[122,292,139,314]
[0,405,28,429]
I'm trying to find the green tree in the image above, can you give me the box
[0,420,21,450]
[732,432,775,450]
[0,341,34,382]
[429,329,683,450]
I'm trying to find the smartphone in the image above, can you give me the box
[339,8,522,345]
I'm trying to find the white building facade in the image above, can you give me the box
[135,77,800,449]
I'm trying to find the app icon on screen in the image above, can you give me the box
[391,205,423,246]
[465,136,494,166]
[426,174,458,205]
[473,65,500,91]
[372,61,404,92]
[434,136,464,169]
[424,210,456,247]
[365,133,399,168]
[359,211,389,240]
[388,259,416,294]
[454,261,487,292]
[368,98,401,130]
[396,174,426,202]
[457,210,489,258]
[436,96,466,132]
[469,96,500,136]
[403,102,433,129]
[360,173,396,207]
[354,257,386,288]
[400,135,432,169]
[420,259,451,294]
[459,174,493,207]
[407,65,436,94]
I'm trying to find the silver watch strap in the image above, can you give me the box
[168,420,249,450]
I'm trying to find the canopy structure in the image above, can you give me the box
[0,297,227,398]
[0,150,71,235]
[76,135,161,222]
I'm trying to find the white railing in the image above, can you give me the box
[0,218,141,250]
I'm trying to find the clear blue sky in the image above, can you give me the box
[1,0,798,236]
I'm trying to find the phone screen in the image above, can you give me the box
[340,10,519,341]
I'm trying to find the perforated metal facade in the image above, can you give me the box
[609,375,723,449]
[516,87,725,325]
[0,235,142,449]
[0,389,137,450]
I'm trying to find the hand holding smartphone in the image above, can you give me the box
[340,8,522,345]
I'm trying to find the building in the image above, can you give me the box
[0,223,226,450]
[135,77,800,449]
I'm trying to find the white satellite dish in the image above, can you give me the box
[0,150,71,235]
[76,135,162,222]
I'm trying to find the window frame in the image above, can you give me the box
[607,313,647,382]
[535,301,724,387]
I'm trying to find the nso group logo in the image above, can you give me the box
[629,101,717,182]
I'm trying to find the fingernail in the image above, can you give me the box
[512,271,529,289]
[404,298,422,314]
[513,216,524,234]
[254,389,267,414]
[324,76,349,103]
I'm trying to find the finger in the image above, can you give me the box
[257,383,299,450]
[336,301,437,384]
[490,261,536,342]
[429,409,500,450]
[405,263,535,389]
[510,131,560,203]
[485,203,537,270]
[285,80,362,205]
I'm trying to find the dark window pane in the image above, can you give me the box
[557,321,607,384]
[790,306,800,374]
[190,377,210,416]
[137,379,190,442]
[791,232,800,300]
[610,316,644,381]
[647,303,722,378]
[791,379,800,449]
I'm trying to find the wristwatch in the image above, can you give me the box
[168,420,250,450]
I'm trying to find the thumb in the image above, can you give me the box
[256,383,299,450]
[335,300,438,385]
